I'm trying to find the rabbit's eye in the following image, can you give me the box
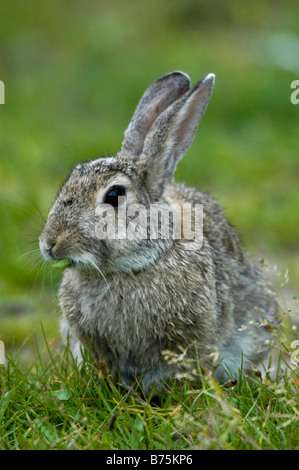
[104,185,126,208]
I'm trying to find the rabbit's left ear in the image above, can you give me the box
[121,72,191,156]
[139,73,215,200]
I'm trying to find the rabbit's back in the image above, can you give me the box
[168,182,278,369]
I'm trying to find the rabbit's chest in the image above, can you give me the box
[62,271,163,355]
[60,258,216,358]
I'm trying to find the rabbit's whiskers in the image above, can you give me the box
[18,248,41,260]
[83,255,109,288]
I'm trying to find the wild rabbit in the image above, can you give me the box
[39,71,278,394]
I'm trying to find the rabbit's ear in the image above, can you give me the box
[121,72,191,156]
[140,73,215,200]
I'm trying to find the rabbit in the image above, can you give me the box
[39,71,279,395]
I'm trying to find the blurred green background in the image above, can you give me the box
[0,0,298,360]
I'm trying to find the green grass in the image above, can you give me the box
[0,331,298,450]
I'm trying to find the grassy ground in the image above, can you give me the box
[0,335,298,450]
[0,0,298,450]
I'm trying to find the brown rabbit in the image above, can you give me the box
[39,72,278,394]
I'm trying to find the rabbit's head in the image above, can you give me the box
[39,72,215,273]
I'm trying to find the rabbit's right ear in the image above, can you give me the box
[121,72,190,156]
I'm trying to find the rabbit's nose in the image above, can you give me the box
[39,237,56,261]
